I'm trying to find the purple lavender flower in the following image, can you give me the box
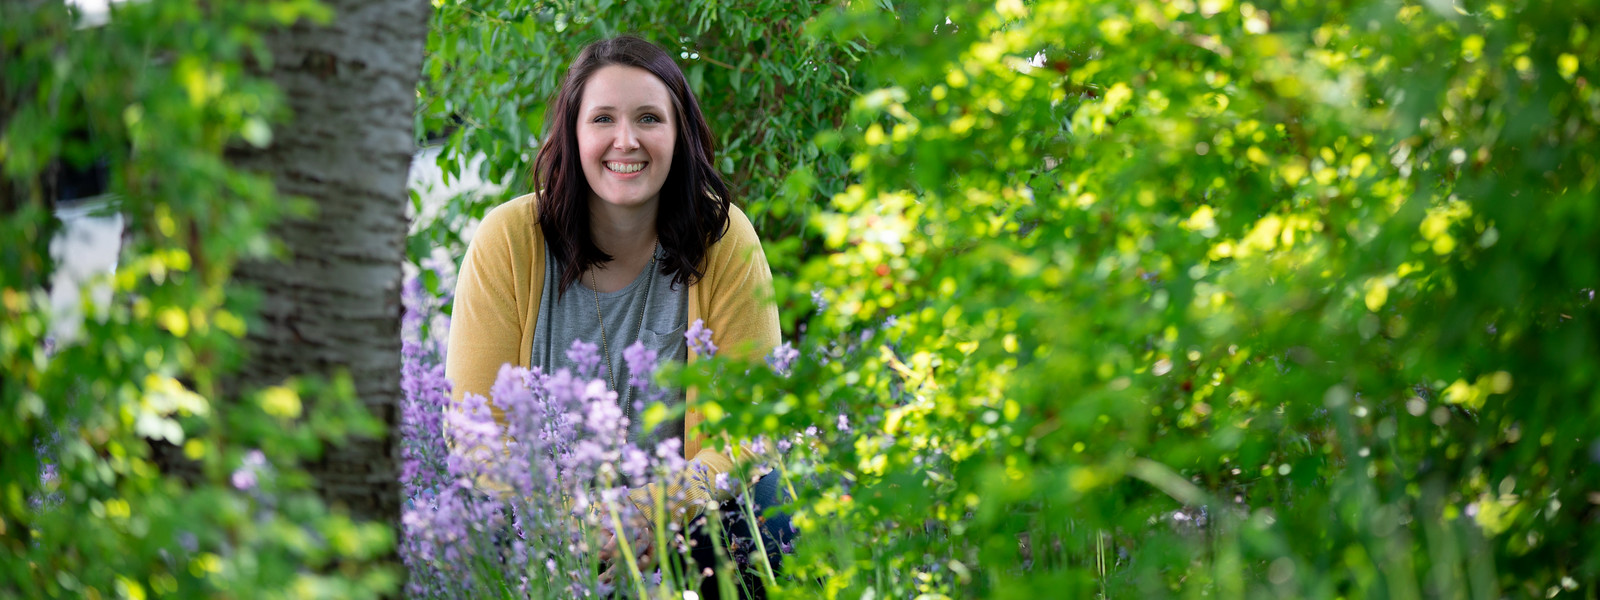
[400,296,737,596]
[566,339,602,377]
[685,319,718,357]
[402,276,426,334]
[654,437,681,459]
[619,446,650,482]
[812,289,829,314]
[444,393,506,481]
[231,469,257,491]
[400,341,453,497]
[231,450,268,491]
[837,414,851,432]
[39,462,58,487]
[654,438,687,473]
[766,341,800,376]
[623,341,659,389]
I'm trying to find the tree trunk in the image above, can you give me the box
[226,0,429,547]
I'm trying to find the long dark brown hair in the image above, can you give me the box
[533,35,732,295]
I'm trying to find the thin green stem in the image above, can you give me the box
[706,506,739,600]
[606,501,650,600]
[1096,530,1107,599]
[649,481,678,600]
[772,452,802,514]
[737,476,779,589]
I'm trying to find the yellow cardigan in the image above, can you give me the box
[445,192,781,525]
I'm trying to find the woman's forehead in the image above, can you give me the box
[581,65,672,111]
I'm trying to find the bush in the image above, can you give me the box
[726,1,1600,597]
[2,2,395,597]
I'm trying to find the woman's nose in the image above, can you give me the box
[613,123,640,151]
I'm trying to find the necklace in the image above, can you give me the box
[590,241,658,426]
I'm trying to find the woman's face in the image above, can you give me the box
[577,65,676,213]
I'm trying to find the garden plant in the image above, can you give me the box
[6,0,1600,598]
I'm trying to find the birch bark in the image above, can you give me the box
[227,0,430,531]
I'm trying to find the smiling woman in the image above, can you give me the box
[442,35,786,599]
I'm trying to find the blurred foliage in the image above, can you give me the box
[687,0,1600,598]
[2,2,394,598]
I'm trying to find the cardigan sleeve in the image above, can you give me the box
[445,199,536,424]
[700,205,782,364]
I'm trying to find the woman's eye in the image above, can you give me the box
[640,115,661,124]
[593,115,613,123]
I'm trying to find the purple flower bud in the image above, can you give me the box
[565,339,602,377]
[655,438,682,459]
[402,276,426,335]
[623,341,659,389]
[231,468,257,491]
[686,319,718,357]
[766,341,800,375]
[837,414,851,432]
[654,439,687,473]
[230,449,270,491]
[619,447,650,481]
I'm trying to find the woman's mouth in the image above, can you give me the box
[605,161,645,174]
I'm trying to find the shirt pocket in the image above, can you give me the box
[638,323,689,366]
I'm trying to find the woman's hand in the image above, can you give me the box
[597,512,655,585]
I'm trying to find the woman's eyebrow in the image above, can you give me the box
[587,104,668,114]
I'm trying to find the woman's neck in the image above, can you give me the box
[587,197,658,260]
[584,197,658,293]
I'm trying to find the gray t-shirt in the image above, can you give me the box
[531,242,688,449]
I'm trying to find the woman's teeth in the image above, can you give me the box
[606,162,644,174]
